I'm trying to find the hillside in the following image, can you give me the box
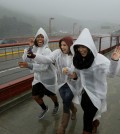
[0,6,119,38]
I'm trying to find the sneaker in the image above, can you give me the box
[38,106,49,119]
[52,105,59,115]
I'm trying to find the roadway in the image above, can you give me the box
[0,55,31,85]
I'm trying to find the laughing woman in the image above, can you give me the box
[18,27,59,119]
[70,28,120,134]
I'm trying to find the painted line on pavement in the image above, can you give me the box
[0,67,20,74]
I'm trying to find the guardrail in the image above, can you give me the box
[0,35,120,104]
[0,40,59,85]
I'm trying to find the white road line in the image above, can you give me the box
[0,67,20,74]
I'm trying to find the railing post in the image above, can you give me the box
[116,36,119,45]
[99,37,102,52]
[110,36,112,49]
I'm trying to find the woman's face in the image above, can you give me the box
[77,45,89,57]
[60,41,70,54]
[36,34,44,47]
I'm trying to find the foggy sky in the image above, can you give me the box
[0,0,120,24]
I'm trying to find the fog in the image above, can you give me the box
[0,0,120,36]
[0,0,120,23]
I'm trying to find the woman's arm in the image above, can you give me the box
[32,63,49,72]
[108,60,120,77]
[108,46,120,77]
[34,49,60,64]
[18,62,49,72]
[22,38,35,62]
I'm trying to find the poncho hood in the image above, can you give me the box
[71,28,98,57]
[34,27,49,47]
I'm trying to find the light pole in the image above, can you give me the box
[73,23,77,36]
[49,17,54,36]
[79,25,81,34]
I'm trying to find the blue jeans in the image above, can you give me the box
[59,83,74,113]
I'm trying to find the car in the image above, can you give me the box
[0,39,17,44]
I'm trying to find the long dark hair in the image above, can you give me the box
[34,39,39,47]
[73,45,94,70]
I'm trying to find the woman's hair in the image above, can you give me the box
[73,45,94,70]
[34,39,38,47]
[59,36,73,55]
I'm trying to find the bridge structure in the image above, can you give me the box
[0,35,120,134]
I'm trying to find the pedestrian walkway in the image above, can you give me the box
[0,71,120,134]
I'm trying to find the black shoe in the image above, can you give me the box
[52,105,59,115]
[38,106,49,119]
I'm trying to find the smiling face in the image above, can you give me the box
[77,45,89,57]
[36,34,44,47]
[60,41,70,54]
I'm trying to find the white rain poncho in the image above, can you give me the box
[34,48,82,104]
[70,28,120,119]
[22,27,57,93]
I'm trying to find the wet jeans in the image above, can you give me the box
[59,83,74,113]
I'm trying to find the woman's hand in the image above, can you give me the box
[68,72,78,80]
[27,51,36,58]
[28,38,34,47]
[62,67,69,74]
[26,38,36,58]
[18,62,28,68]
[111,46,120,61]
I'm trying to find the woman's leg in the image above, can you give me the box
[32,83,45,107]
[81,91,98,134]
[49,95,59,106]
[56,84,74,134]
[44,87,59,115]
[32,83,48,119]
[92,119,100,134]
[59,84,74,113]
[70,102,77,120]
[49,95,59,115]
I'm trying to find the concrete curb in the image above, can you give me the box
[0,90,31,114]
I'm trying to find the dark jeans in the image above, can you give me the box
[59,83,74,113]
[81,91,98,133]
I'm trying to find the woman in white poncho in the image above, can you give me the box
[18,27,59,119]
[70,28,120,134]
[26,36,81,134]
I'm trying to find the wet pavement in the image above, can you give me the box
[0,57,120,134]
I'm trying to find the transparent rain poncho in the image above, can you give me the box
[34,47,82,104]
[22,28,57,93]
[70,28,120,119]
